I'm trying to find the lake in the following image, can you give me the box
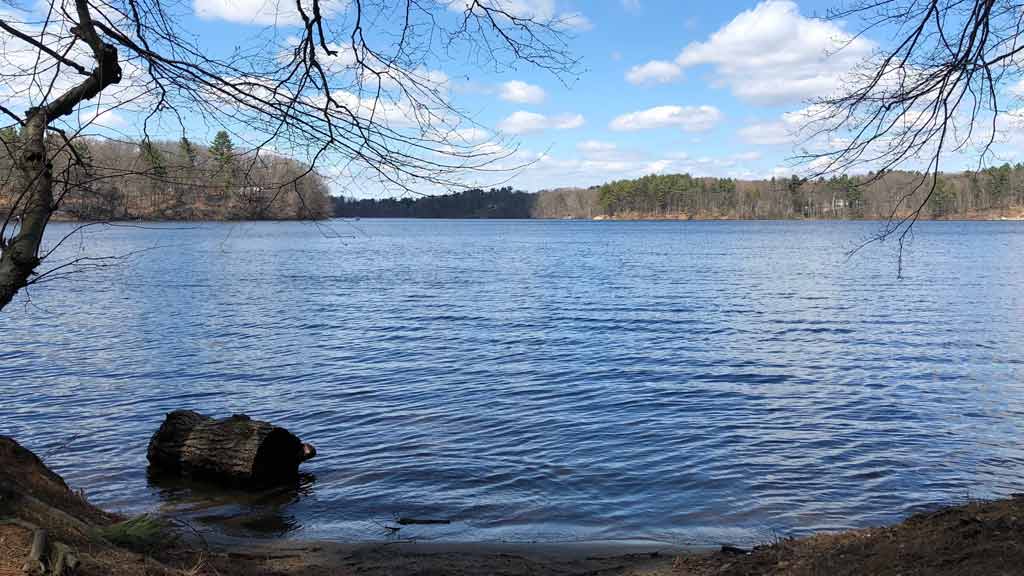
[3,219,1024,546]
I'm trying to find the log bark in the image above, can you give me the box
[147,411,315,486]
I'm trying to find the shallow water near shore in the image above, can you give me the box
[4,219,1024,546]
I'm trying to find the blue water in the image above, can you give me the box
[3,219,1024,546]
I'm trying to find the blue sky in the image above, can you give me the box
[432,0,876,191]
[5,0,1019,196]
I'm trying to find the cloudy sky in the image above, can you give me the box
[6,0,1018,195]
[421,0,920,193]
[464,0,868,191]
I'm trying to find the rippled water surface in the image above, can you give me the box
[4,219,1024,545]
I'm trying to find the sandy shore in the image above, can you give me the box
[201,540,686,575]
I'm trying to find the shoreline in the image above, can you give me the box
[4,435,1024,575]
[29,211,1024,223]
[206,539,689,575]
[204,536,703,558]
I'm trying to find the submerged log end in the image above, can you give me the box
[301,443,317,462]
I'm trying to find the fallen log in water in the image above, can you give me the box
[147,410,316,486]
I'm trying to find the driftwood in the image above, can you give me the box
[49,542,78,576]
[147,411,316,485]
[0,519,80,576]
[23,526,46,575]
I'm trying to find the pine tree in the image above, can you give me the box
[210,131,234,168]
[139,139,167,178]
[209,130,235,188]
[929,177,957,217]
[179,137,197,168]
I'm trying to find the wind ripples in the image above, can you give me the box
[3,219,1024,545]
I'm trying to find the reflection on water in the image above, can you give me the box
[4,219,1024,545]
[146,469,316,538]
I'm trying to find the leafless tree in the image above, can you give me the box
[799,0,1023,271]
[0,0,579,310]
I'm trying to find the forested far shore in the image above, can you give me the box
[0,130,333,221]
[335,167,1024,221]
[6,128,1024,223]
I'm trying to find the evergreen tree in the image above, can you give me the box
[179,137,198,168]
[210,131,234,166]
[209,130,236,187]
[787,175,806,217]
[928,177,957,217]
[988,163,1012,208]
[139,139,167,178]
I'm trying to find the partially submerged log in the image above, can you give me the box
[147,411,316,486]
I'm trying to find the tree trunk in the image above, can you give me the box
[147,410,316,485]
[0,113,51,310]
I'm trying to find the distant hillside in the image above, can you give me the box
[0,131,332,221]
[335,167,1024,221]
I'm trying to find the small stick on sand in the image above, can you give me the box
[23,527,47,575]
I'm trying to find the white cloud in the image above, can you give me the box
[85,108,126,128]
[577,140,617,154]
[739,122,792,145]
[556,12,592,31]
[499,80,546,104]
[610,105,722,132]
[450,127,492,143]
[646,159,674,173]
[625,60,682,85]
[194,0,345,26]
[286,41,449,96]
[415,67,451,92]
[498,110,584,134]
[445,0,591,31]
[673,0,874,104]
[738,106,822,145]
[311,90,428,128]
[488,147,766,191]
[1009,79,1024,98]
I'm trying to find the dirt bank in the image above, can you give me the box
[3,435,1023,575]
[675,493,1024,575]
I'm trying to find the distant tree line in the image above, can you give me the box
[336,168,1024,221]
[335,187,534,218]
[590,169,1024,220]
[0,129,332,221]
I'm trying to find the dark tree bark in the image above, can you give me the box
[147,410,316,485]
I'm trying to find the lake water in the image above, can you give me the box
[3,219,1024,546]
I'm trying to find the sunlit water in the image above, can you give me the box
[3,219,1024,546]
